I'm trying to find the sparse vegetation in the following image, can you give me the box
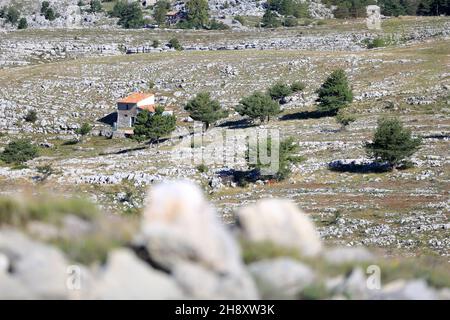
[267,82,292,102]
[168,37,183,50]
[290,81,306,92]
[24,110,38,123]
[336,109,356,129]
[18,17,28,29]
[75,123,92,136]
[0,139,38,164]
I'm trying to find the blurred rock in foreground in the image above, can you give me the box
[0,180,449,299]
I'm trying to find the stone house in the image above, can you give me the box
[116,92,156,130]
[115,92,173,134]
[165,10,185,25]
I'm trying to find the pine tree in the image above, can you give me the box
[153,0,171,25]
[117,2,144,29]
[184,92,228,131]
[133,107,176,143]
[18,17,28,29]
[365,117,421,169]
[235,91,280,122]
[186,0,209,28]
[316,69,353,115]
[261,9,281,28]
[6,7,20,24]
[248,136,304,181]
[90,0,103,13]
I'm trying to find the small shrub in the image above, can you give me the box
[184,92,228,131]
[152,39,160,48]
[336,110,356,128]
[367,37,386,49]
[75,123,92,136]
[24,110,38,123]
[17,17,28,29]
[261,9,281,28]
[168,38,183,51]
[290,81,305,92]
[267,82,292,101]
[234,15,245,25]
[196,163,208,173]
[89,0,102,13]
[0,139,38,164]
[44,8,56,21]
[283,16,298,27]
[208,19,230,30]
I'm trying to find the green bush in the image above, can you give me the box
[365,117,422,169]
[41,1,50,14]
[152,40,160,48]
[45,7,56,21]
[185,0,210,28]
[248,136,305,181]
[75,123,92,136]
[153,0,170,25]
[261,9,281,28]
[18,17,28,29]
[267,82,292,101]
[89,0,103,13]
[168,37,183,51]
[0,139,38,164]
[110,0,127,17]
[290,81,305,92]
[336,109,356,128]
[208,19,230,30]
[24,110,38,123]
[367,37,387,49]
[196,163,209,173]
[283,16,298,27]
[234,15,245,25]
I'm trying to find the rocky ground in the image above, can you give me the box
[0,16,449,293]
[0,181,449,299]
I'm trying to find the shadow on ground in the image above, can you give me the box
[328,160,392,173]
[218,118,257,129]
[280,110,334,121]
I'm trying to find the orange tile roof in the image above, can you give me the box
[118,92,154,104]
[137,104,156,112]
